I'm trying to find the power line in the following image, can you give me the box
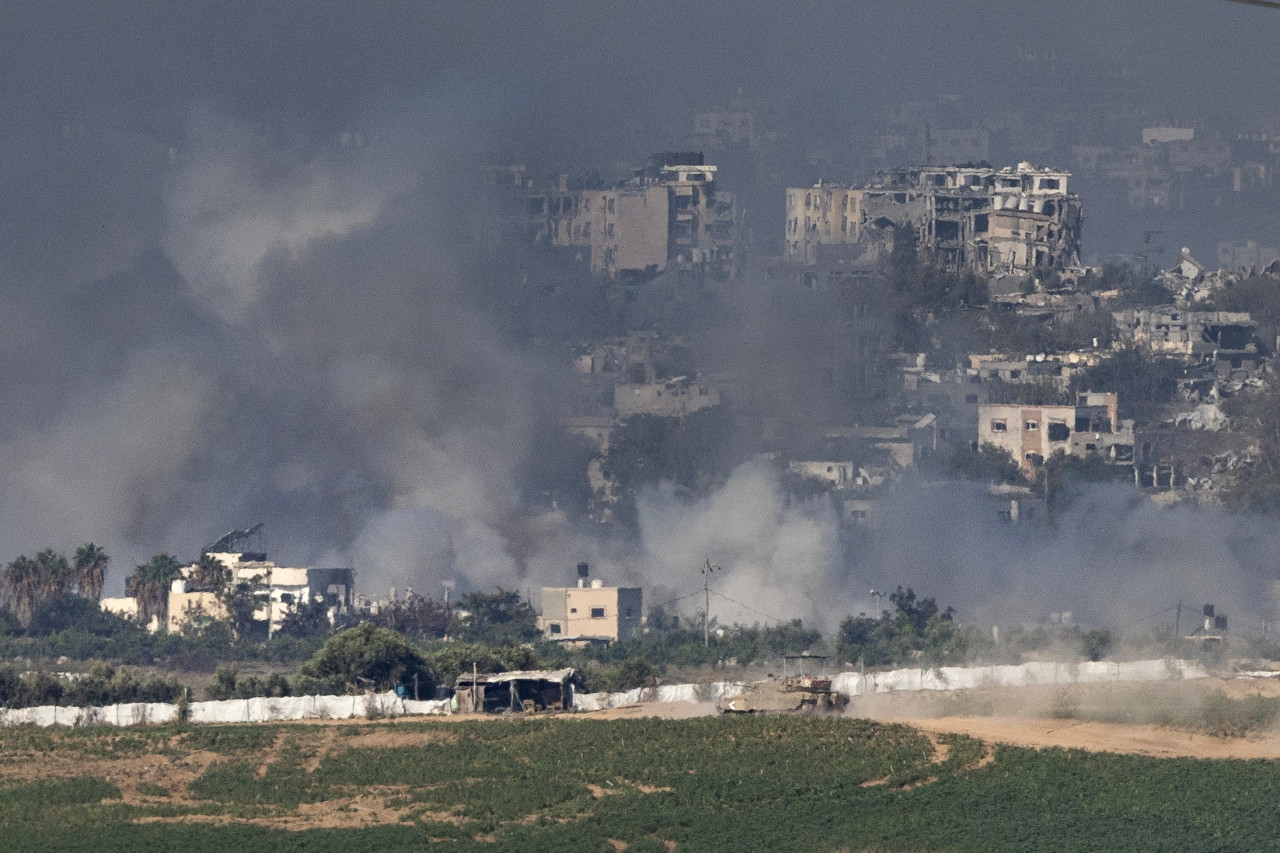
[712,589,796,626]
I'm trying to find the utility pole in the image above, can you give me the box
[1175,600,1182,637]
[870,589,887,615]
[701,558,719,647]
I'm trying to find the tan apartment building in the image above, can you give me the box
[540,564,642,643]
[978,391,1133,475]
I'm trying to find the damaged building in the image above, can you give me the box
[978,391,1133,475]
[1113,308,1257,358]
[541,153,738,280]
[785,162,1082,274]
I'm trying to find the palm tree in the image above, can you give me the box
[34,549,73,602]
[2,555,43,625]
[126,554,183,630]
[188,553,230,593]
[73,543,109,601]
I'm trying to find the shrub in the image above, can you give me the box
[294,624,433,696]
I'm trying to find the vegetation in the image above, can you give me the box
[0,663,183,709]
[946,441,1024,485]
[293,623,433,696]
[604,407,744,529]
[837,586,969,667]
[1072,347,1182,423]
[2,717,1280,851]
[126,554,184,629]
[449,589,541,645]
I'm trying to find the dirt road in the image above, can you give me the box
[900,715,1280,760]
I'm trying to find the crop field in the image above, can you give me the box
[0,716,1279,851]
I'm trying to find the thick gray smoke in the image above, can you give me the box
[2,2,1280,633]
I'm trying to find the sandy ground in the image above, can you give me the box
[899,715,1280,760]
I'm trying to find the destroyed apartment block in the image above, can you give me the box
[992,291,1101,325]
[785,162,1082,275]
[978,391,1133,475]
[1133,425,1259,497]
[490,152,739,281]
[823,416,939,470]
[1112,307,1257,358]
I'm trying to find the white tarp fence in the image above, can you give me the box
[0,659,1210,726]
[0,691,451,728]
[830,658,1208,697]
[573,681,744,711]
[572,660,1207,711]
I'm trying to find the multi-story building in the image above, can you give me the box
[978,391,1133,475]
[550,154,738,279]
[539,564,642,644]
[1112,308,1257,357]
[483,153,738,280]
[784,162,1082,274]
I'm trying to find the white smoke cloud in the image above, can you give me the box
[634,462,844,629]
[0,353,213,565]
[162,111,385,322]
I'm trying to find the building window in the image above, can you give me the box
[549,623,561,634]
[1048,422,1070,442]
[570,608,578,614]
[590,607,606,619]
[1025,421,1039,431]
[991,420,1008,432]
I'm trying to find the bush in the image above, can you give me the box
[204,665,291,700]
[583,657,656,693]
[294,623,433,696]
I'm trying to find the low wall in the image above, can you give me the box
[0,691,451,728]
[0,659,1210,726]
[571,659,1210,711]
[572,681,744,711]
[832,658,1208,696]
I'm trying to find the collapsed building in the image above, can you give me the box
[485,153,738,280]
[1112,307,1257,358]
[785,162,1082,274]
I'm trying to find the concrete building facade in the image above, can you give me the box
[978,391,1133,474]
[540,565,642,643]
[785,162,1082,275]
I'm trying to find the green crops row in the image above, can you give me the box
[1,717,1279,851]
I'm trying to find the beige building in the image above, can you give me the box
[785,162,1082,274]
[978,391,1133,475]
[107,550,356,637]
[549,154,737,279]
[540,565,642,643]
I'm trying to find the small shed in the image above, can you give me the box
[453,668,579,714]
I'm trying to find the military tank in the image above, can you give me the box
[718,654,848,714]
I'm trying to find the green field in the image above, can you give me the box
[0,716,1278,851]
